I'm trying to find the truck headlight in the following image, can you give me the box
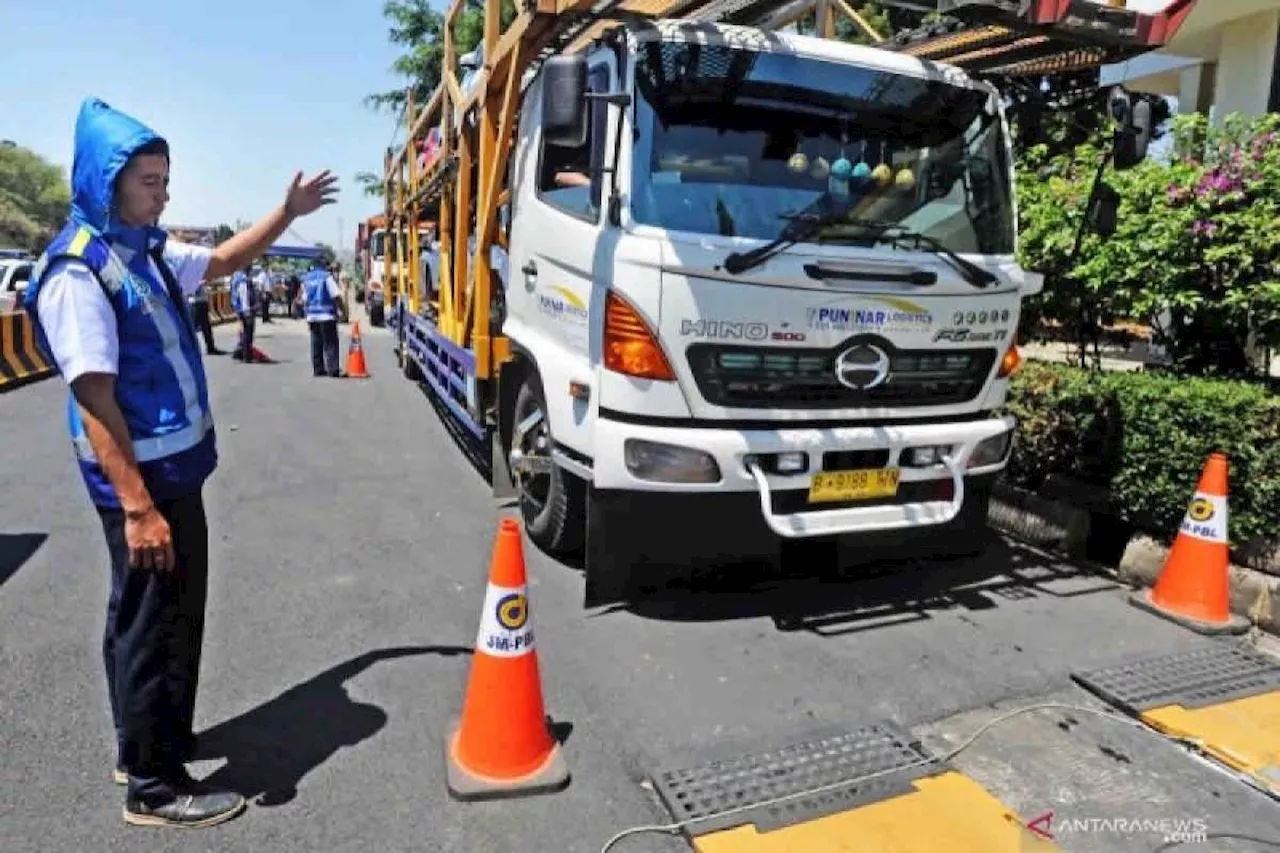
[968,430,1013,469]
[905,445,951,467]
[624,439,721,484]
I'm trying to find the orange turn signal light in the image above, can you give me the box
[603,291,675,381]
[997,344,1022,378]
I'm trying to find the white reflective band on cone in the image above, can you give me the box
[1179,492,1228,543]
[475,582,535,658]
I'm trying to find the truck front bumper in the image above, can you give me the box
[590,414,1014,539]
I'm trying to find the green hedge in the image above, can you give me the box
[1004,362,1280,556]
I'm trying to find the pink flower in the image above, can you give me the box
[1191,218,1218,238]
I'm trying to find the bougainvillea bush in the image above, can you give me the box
[1016,112,1280,379]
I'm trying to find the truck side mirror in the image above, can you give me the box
[542,55,588,148]
[1113,98,1153,171]
[1087,182,1120,238]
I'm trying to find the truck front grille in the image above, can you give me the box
[686,343,997,409]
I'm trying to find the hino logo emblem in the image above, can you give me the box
[834,344,891,390]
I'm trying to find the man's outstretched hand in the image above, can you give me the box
[284,171,340,219]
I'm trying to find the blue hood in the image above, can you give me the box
[70,97,167,232]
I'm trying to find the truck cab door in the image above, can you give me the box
[507,53,616,361]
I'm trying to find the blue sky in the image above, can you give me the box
[1,0,410,252]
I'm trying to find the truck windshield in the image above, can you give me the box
[629,41,1015,255]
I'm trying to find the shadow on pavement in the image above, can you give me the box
[0,532,48,589]
[601,536,1119,636]
[197,644,472,806]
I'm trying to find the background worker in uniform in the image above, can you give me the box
[230,265,256,361]
[301,258,347,377]
[186,280,224,355]
[255,264,273,323]
[23,96,337,829]
[285,270,301,319]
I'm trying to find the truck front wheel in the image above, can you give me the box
[511,376,585,557]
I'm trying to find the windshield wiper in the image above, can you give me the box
[722,192,849,275]
[839,217,998,289]
[723,204,998,288]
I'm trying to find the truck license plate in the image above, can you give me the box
[808,468,900,504]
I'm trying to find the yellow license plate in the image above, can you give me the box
[808,468,901,504]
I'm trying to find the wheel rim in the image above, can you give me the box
[511,396,551,515]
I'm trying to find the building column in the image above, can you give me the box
[1178,62,1215,116]
[1212,9,1280,123]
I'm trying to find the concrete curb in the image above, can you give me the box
[988,483,1280,635]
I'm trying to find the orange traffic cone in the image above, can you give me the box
[1129,452,1249,635]
[345,322,370,378]
[444,517,570,800]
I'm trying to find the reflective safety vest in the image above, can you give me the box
[25,222,218,508]
[303,268,336,322]
[230,271,255,314]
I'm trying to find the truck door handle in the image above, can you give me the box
[521,260,538,277]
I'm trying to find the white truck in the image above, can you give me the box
[383,0,1169,605]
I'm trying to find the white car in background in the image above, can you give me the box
[0,258,34,311]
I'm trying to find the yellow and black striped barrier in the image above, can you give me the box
[0,310,56,391]
[210,288,235,324]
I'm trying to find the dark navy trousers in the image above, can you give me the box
[97,489,208,801]
[309,319,341,376]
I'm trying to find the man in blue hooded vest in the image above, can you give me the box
[24,97,337,829]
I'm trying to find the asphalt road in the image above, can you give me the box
[2,315,1278,853]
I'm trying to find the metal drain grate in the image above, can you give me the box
[1072,643,1280,714]
[650,722,943,836]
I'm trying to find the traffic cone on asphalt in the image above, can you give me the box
[1129,452,1249,635]
[345,322,370,378]
[444,517,570,801]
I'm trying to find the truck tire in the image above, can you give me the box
[511,375,585,557]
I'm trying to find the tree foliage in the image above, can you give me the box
[354,171,385,199]
[365,0,516,117]
[213,223,234,245]
[365,0,448,115]
[0,142,71,252]
[1017,112,1280,379]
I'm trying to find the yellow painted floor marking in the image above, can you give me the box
[1142,690,1280,795]
[691,770,1061,852]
